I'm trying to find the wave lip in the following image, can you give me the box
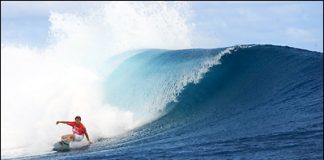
[104,45,255,117]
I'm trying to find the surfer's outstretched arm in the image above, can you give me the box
[85,132,92,144]
[56,121,70,125]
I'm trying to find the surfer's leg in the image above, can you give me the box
[70,134,75,141]
[61,134,74,142]
[61,135,67,140]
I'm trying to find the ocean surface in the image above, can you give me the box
[8,45,323,159]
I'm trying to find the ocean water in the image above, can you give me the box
[7,44,322,160]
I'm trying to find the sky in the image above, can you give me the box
[1,1,323,52]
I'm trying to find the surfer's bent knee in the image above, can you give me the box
[71,134,75,140]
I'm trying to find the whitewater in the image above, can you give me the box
[1,2,323,160]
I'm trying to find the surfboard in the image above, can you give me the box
[70,144,90,151]
[53,140,92,152]
[53,140,70,152]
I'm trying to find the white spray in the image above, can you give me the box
[1,2,193,158]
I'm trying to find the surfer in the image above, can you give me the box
[56,116,92,144]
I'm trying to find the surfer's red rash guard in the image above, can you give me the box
[66,122,87,135]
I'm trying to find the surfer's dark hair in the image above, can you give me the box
[75,116,81,121]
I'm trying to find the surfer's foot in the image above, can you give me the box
[61,140,70,145]
[62,141,69,145]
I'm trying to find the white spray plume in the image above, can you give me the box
[1,2,193,158]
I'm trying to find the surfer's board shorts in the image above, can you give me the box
[73,134,84,141]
